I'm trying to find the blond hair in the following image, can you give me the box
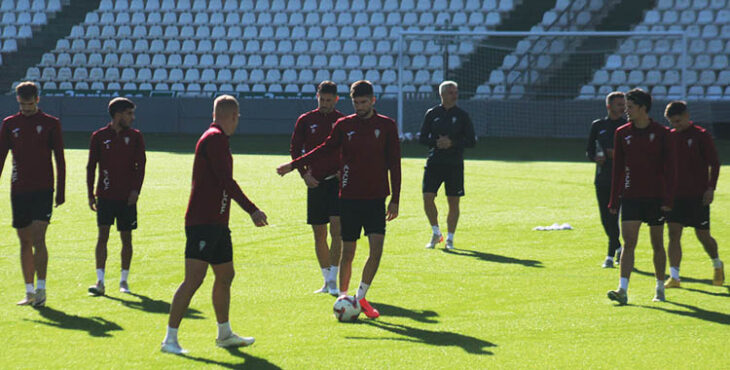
[214,95,239,118]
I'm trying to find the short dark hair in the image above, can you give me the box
[317,80,337,95]
[605,91,625,106]
[16,81,39,100]
[350,80,374,98]
[108,97,136,118]
[625,88,652,112]
[664,100,688,117]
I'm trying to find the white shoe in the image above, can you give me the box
[17,292,35,306]
[216,334,255,348]
[326,280,339,296]
[32,289,46,307]
[445,239,454,250]
[425,233,443,249]
[119,281,130,294]
[313,283,328,294]
[161,341,188,355]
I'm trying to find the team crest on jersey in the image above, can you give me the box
[434,117,440,122]
[687,138,693,147]
[374,129,380,138]
[103,139,112,149]
[124,136,130,145]
[624,135,632,145]
[310,124,318,133]
[12,128,20,138]
[346,131,356,141]
[452,116,457,124]
[36,125,42,134]
[599,129,606,134]
[649,133,655,142]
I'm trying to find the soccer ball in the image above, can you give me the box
[333,295,361,322]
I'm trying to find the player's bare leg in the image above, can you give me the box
[446,196,461,249]
[608,221,640,304]
[162,259,207,354]
[423,192,442,248]
[339,241,356,295]
[30,221,49,306]
[666,223,683,288]
[17,225,36,305]
[209,261,252,347]
[119,230,133,293]
[89,226,110,296]
[327,216,342,295]
[312,224,331,293]
[695,228,724,285]
[649,224,667,301]
[357,234,384,318]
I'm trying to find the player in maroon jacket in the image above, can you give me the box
[278,80,401,319]
[0,81,65,307]
[86,98,146,296]
[662,101,724,288]
[607,88,674,305]
[162,96,268,355]
[290,81,345,296]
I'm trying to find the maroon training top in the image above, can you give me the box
[0,110,66,200]
[671,123,719,198]
[86,124,146,201]
[289,108,344,180]
[291,111,402,203]
[185,123,258,227]
[609,119,675,209]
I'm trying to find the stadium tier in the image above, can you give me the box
[3,0,730,99]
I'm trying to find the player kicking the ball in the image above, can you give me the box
[663,101,724,288]
[278,80,401,319]
[161,96,268,354]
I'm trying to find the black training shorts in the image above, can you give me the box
[339,198,386,242]
[185,224,233,265]
[97,198,138,231]
[422,163,464,197]
[11,189,53,229]
[620,198,666,226]
[668,197,710,230]
[307,176,340,225]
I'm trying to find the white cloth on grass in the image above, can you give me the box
[533,223,573,231]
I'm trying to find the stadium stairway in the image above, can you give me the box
[0,0,100,93]
[449,0,558,97]
[530,0,657,99]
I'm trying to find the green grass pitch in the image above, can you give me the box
[1,134,728,369]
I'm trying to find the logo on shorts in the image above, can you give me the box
[12,128,20,138]
[658,216,665,222]
[701,221,709,226]
[346,131,356,141]
[124,136,130,145]
[452,116,457,124]
[687,138,693,147]
[649,133,655,142]
[36,125,42,134]
[599,129,607,135]
[310,124,318,134]
[199,241,206,251]
[46,213,51,218]
[103,139,112,149]
[374,129,380,139]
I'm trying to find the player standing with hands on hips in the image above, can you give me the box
[162,95,268,354]
[278,80,401,319]
[419,81,475,250]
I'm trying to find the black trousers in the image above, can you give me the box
[596,184,621,256]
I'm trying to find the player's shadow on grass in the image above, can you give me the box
[443,249,543,268]
[683,286,730,298]
[367,302,439,323]
[25,306,122,337]
[640,301,730,326]
[350,320,496,355]
[632,268,713,285]
[176,348,281,369]
[99,292,205,319]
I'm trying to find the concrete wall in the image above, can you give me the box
[2,96,728,138]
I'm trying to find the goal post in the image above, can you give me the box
[396,30,688,138]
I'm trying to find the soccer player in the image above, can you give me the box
[419,81,475,250]
[290,81,345,296]
[161,95,268,354]
[0,81,65,307]
[86,98,146,295]
[586,92,626,268]
[277,80,401,319]
[607,88,674,305]
[663,101,724,288]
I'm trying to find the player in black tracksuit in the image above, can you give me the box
[586,92,626,268]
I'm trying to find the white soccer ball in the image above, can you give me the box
[333,295,361,322]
